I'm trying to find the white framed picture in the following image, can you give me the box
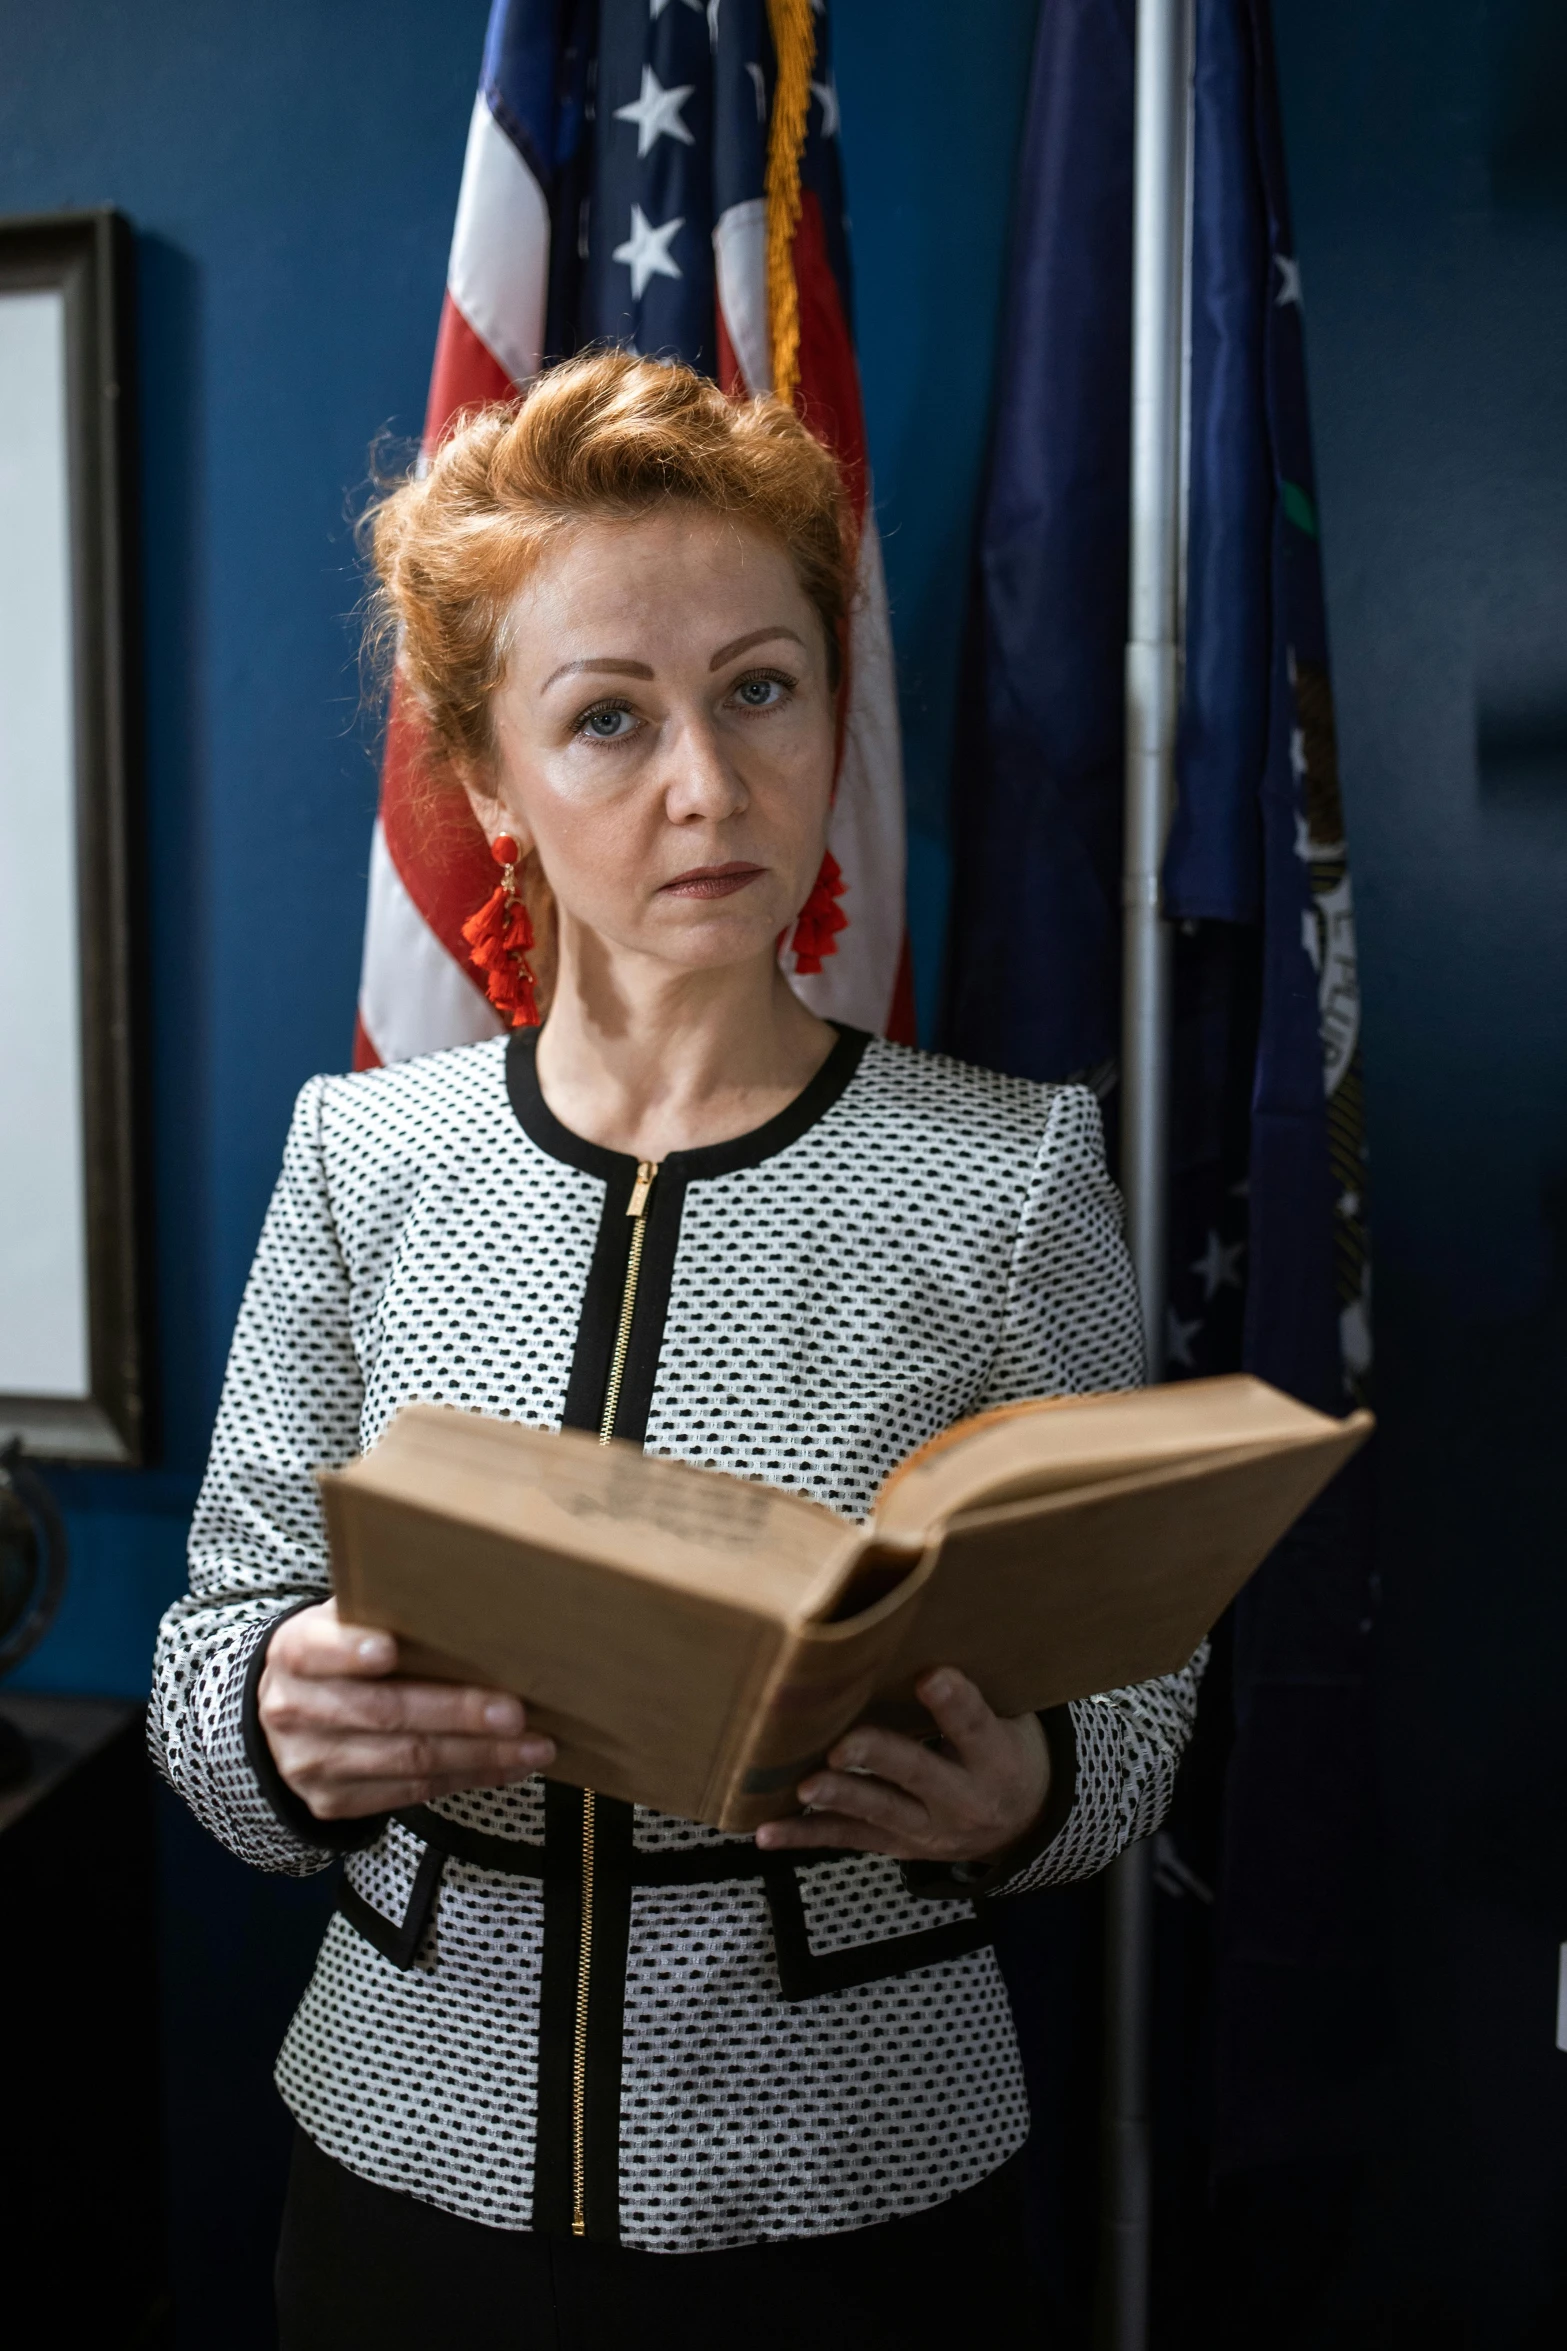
[0,211,144,1464]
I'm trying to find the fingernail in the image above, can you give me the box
[485,1698,522,1730]
[357,1635,391,1664]
[798,1779,823,1805]
[755,1825,777,1848]
[925,1671,952,1702]
[837,1743,863,1770]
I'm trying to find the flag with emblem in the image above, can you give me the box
[944,0,1378,2318]
[1171,0,1380,2217]
[353,0,912,1071]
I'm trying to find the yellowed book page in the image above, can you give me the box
[876,1415,1371,1716]
[343,1404,857,1623]
[872,1374,1343,1542]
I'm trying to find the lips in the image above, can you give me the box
[658,862,765,900]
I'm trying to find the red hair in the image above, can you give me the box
[366,346,855,778]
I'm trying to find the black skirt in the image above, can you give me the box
[276,2128,1038,2351]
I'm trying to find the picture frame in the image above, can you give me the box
[0,209,146,1465]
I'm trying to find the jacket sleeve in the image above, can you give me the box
[975,1082,1208,1898]
[148,1077,367,1875]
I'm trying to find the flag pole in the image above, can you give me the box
[1100,0,1192,2343]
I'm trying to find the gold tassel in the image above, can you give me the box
[764,0,816,408]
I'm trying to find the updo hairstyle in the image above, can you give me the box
[367,347,856,782]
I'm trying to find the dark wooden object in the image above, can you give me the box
[0,1694,168,2344]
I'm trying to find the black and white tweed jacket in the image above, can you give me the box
[150,1024,1203,2253]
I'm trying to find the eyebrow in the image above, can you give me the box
[539,656,655,694]
[708,626,806,670]
[539,626,806,696]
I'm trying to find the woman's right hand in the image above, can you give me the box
[257,1598,555,1821]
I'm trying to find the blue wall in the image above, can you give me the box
[1272,0,1567,2328]
[1,0,493,1687]
[837,4,1041,1035]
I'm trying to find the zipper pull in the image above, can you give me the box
[626,1160,658,1219]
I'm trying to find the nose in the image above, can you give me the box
[661,708,748,824]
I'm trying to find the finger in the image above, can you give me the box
[384,1680,531,1736]
[303,1769,534,1821]
[291,1731,552,1787]
[755,1813,917,1858]
[824,1723,965,1807]
[268,1674,528,1741]
[275,1601,400,1681]
[792,1767,928,1842]
[913,1668,1002,1764]
[299,1779,417,1822]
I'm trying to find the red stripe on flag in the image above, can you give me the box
[350,291,513,1054]
[885,934,917,1050]
[715,302,745,400]
[424,294,517,449]
[791,192,868,522]
[378,687,496,974]
[791,193,915,1048]
[352,1008,382,1073]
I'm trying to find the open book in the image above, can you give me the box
[321,1376,1371,1832]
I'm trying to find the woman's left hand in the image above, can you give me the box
[754,1668,1049,1868]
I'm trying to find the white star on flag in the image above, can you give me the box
[744,60,766,121]
[1191,1228,1245,1301]
[1275,253,1303,307]
[614,65,696,157]
[1166,1306,1202,1371]
[1290,723,1307,782]
[650,0,704,18]
[812,76,841,138]
[613,204,685,300]
[706,0,722,41]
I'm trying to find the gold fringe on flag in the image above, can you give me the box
[764,0,816,407]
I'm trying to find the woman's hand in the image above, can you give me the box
[257,1599,556,1822]
[753,1668,1049,1868]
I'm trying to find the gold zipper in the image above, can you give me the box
[570,1789,596,2237]
[572,1157,659,2238]
[597,1160,657,1449]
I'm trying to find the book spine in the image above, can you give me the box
[317,1475,364,1621]
[710,1557,932,1833]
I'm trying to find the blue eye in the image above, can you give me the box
[580,704,636,740]
[733,673,790,710]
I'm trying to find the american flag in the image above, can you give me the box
[354,0,913,1071]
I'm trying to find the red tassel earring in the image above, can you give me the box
[461,834,540,1028]
[791,850,849,975]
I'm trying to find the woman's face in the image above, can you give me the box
[481,504,837,975]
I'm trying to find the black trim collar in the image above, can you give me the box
[504,1021,870,1184]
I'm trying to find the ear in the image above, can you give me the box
[456,760,532,860]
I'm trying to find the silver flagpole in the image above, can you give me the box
[1099,0,1192,2343]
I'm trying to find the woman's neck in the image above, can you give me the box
[534,934,838,1161]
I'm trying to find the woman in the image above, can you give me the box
[152,352,1202,2348]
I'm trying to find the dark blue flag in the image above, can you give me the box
[1183,0,1380,2200]
[943,0,1135,1086]
[946,0,1379,2323]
